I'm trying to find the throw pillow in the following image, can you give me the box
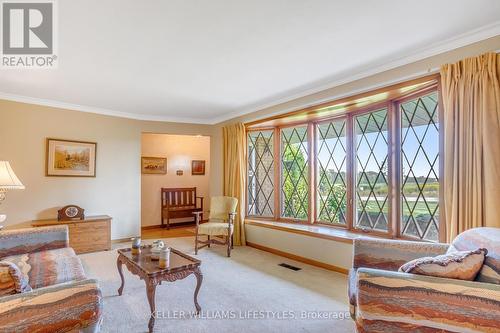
[399,248,487,280]
[448,227,499,284]
[0,261,32,295]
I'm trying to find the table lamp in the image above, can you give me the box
[0,161,25,230]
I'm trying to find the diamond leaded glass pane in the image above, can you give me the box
[401,91,439,241]
[247,130,274,217]
[317,119,347,224]
[281,126,309,220]
[354,109,389,231]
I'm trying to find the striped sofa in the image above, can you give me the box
[0,225,103,333]
[349,228,500,332]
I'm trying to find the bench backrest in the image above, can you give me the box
[161,187,197,208]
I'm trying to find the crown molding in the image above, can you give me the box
[0,92,211,124]
[1,21,499,126]
[211,21,500,125]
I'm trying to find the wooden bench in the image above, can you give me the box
[161,187,203,229]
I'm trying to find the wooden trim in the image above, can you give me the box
[244,131,249,216]
[393,83,438,104]
[245,74,439,128]
[246,241,348,274]
[141,221,206,230]
[437,77,446,243]
[392,100,402,238]
[273,127,280,219]
[346,113,354,230]
[308,122,315,224]
[246,126,277,132]
[387,101,394,237]
[246,220,354,244]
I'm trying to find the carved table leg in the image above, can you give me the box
[146,278,158,333]
[117,256,125,296]
[193,268,203,314]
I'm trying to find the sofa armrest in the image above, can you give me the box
[355,268,500,332]
[0,279,102,333]
[352,237,449,271]
[0,225,69,259]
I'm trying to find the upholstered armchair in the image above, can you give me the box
[193,196,238,257]
[348,228,500,332]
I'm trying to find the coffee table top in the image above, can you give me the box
[117,245,201,276]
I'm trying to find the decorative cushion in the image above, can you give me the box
[448,227,500,284]
[4,247,86,289]
[0,261,32,295]
[198,222,233,236]
[398,248,487,280]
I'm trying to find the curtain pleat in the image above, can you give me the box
[222,123,247,245]
[440,52,500,241]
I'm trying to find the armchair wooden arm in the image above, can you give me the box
[196,196,204,211]
[193,211,203,226]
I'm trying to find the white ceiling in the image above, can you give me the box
[1,0,499,124]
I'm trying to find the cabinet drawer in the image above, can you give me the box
[69,221,108,234]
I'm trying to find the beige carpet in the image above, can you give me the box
[79,237,355,333]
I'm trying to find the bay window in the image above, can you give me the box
[246,78,442,241]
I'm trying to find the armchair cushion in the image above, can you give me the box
[0,261,31,295]
[208,196,237,221]
[0,279,102,333]
[448,227,500,284]
[4,247,86,289]
[352,237,449,271]
[355,268,500,333]
[198,222,233,236]
[399,248,487,280]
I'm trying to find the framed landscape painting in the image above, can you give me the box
[191,160,205,175]
[46,138,97,177]
[142,157,167,174]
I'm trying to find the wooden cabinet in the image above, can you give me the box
[32,215,112,254]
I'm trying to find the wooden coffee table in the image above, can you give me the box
[116,245,203,332]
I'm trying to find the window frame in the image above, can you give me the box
[245,76,444,242]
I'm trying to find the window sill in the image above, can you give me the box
[245,219,385,244]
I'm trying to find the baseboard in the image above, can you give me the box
[246,241,348,274]
[141,225,163,230]
[141,221,208,230]
[112,237,132,244]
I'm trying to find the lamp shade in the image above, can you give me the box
[0,161,25,190]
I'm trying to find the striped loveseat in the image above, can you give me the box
[0,225,103,333]
[349,228,500,332]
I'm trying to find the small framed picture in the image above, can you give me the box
[46,138,97,177]
[191,160,205,175]
[142,157,167,174]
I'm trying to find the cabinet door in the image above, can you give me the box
[69,221,110,253]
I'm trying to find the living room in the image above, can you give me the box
[0,1,499,333]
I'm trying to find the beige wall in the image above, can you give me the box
[245,224,353,270]
[141,133,210,227]
[0,100,219,240]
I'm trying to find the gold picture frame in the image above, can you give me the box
[142,157,167,174]
[46,138,97,177]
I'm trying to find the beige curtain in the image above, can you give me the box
[440,52,500,242]
[223,123,246,246]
